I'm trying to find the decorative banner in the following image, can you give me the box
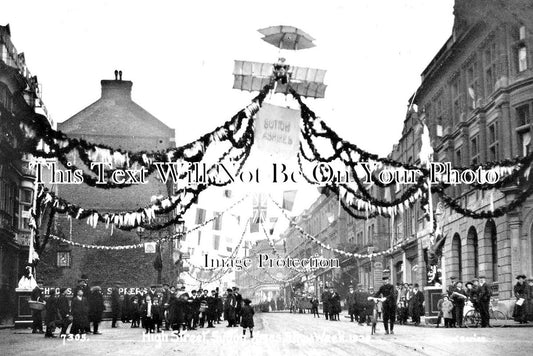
[144,242,157,253]
[254,103,300,158]
[282,190,297,211]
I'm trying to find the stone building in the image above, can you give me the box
[0,24,52,324]
[389,0,533,314]
[39,74,178,289]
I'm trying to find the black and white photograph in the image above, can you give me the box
[1,0,533,355]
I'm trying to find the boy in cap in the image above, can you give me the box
[240,299,254,339]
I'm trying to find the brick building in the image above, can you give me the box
[39,74,178,289]
[0,24,52,324]
[388,0,533,314]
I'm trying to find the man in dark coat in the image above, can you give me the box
[71,289,89,335]
[44,289,59,337]
[111,286,121,328]
[224,289,237,327]
[346,286,357,322]
[452,281,467,327]
[374,276,398,334]
[31,279,44,334]
[355,284,369,324]
[88,286,105,334]
[216,288,223,323]
[233,287,243,326]
[411,284,425,326]
[206,290,218,328]
[329,288,341,321]
[140,294,155,334]
[477,276,492,328]
[72,275,91,333]
[57,288,71,335]
[321,287,331,320]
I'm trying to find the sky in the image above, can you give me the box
[1,0,454,157]
[1,0,456,241]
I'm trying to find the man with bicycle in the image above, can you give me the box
[373,276,398,335]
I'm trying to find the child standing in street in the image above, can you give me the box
[442,295,454,328]
[240,299,254,339]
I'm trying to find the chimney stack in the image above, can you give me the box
[101,70,132,100]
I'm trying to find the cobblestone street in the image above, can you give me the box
[2,312,533,356]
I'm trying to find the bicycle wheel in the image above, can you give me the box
[490,310,506,328]
[464,310,480,328]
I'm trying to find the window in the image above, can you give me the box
[516,103,531,157]
[518,45,528,72]
[212,212,222,230]
[466,59,479,109]
[520,25,526,40]
[19,188,32,231]
[213,235,220,250]
[455,148,462,166]
[195,208,206,224]
[483,40,498,95]
[436,118,443,137]
[451,76,462,124]
[197,231,202,246]
[470,136,480,165]
[488,121,500,161]
[517,104,530,127]
[226,246,233,253]
[57,251,71,268]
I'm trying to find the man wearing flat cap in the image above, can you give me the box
[513,274,528,324]
[477,276,492,327]
[373,275,398,334]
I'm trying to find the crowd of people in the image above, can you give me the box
[290,273,533,332]
[30,275,256,339]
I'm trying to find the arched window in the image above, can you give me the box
[484,219,498,282]
[467,227,479,279]
[452,233,462,280]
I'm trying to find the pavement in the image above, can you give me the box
[1,312,532,356]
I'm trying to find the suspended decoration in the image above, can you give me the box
[19,85,272,188]
[46,194,248,249]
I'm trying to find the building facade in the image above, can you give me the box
[0,24,52,324]
[390,0,533,314]
[39,74,179,289]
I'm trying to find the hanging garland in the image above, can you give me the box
[269,195,396,259]
[20,84,272,187]
[46,194,249,249]
[434,181,533,219]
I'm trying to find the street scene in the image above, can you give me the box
[1,0,533,355]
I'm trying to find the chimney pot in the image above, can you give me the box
[101,79,132,100]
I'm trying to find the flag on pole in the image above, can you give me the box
[224,189,232,198]
[282,190,297,211]
[269,217,278,235]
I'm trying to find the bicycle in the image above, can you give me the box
[367,296,386,335]
[464,298,506,328]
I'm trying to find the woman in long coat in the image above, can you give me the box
[88,286,105,334]
[111,287,121,328]
[513,275,528,324]
[224,289,237,327]
[169,292,185,333]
